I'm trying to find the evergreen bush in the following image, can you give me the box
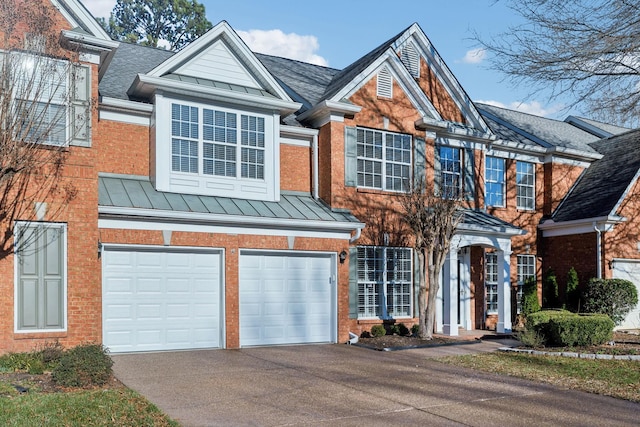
[520,276,540,315]
[543,268,559,308]
[565,267,580,311]
[52,343,113,387]
[370,324,386,337]
[582,278,638,325]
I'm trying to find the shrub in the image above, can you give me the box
[543,269,559,308]
[52,343,113,387]
[370,324,386,337]
[547,314,614,347]
[397,323,410,336]
[565,267,580,311]
[525,310,614,347]
[582,278,638,325]
[520,276,540,315]
[516,328,546,348]
[411,324,420,336]
[388,324,401,335]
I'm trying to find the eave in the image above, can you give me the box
[129,74,302,116]
[539,216,625,237]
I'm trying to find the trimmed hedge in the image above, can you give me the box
[547,314,613,347]
[525,310,614,347]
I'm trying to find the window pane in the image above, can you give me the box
[439,146,461,199]
[516,161,535,209]
[485,156,505,207]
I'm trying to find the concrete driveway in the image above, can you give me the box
[112,342,640,426]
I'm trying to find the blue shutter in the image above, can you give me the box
[348,246,359,318]
[344,126,357,187]
[464,148,475,201]
[434,145,441,196]
[413,137,426,189]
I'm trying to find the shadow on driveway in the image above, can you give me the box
[112,343,640,426]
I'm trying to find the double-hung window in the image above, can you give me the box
[485,156,505,207]
[439,146,462,198]
[14,53,69,146]
[15,222,66,331]
[171,103,266,180]
[485,252,498,315]
[356,128,411,192]
[516,161,535,210]
[357,246,412,319]
[516,254,536,313]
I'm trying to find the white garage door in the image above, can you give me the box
[103,247,223,353]
[612,260,640,330]
[239,252,335,346]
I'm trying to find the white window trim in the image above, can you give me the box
[14,221,68,333]
[485,156,505,207]
[357,246,413,319]
[356,127,412,192]
[153,93,280,202]
[516,161,535,210]
[440,146,462,198]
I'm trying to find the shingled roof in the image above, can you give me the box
[477,103,602,155]
[552,129,640,222]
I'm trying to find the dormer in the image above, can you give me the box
[127,21,301,202]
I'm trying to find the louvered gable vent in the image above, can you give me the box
[377,66,393,98]
[400,42,420,78]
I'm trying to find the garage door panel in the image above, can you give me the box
[613,261,640,330]
[240,253,334,347]
[103,248,222,353]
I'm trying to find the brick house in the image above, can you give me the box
[1,0,638,354]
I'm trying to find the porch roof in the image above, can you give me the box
[458,209,525,236]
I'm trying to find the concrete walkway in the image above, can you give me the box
[112,341,640,426]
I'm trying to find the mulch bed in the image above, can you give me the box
[356,330,640,353]
[0,372,123,395]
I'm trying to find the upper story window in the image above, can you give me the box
[485,156,505,207]
[155,94,278,202]
[356,128,411,192]
[7,52,90,147]
[516,161,535,210]
[171,102,266,180]
[439,146,461,198]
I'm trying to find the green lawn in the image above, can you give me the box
[0,382,178,427]
[438,352,640,402]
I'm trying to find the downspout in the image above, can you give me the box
[312,134,319,200]
[594,223,602,279]
[349,227,361,244]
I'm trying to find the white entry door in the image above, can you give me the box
[239,252,335,346]
[612,260,640,330]
[103,247,223,353]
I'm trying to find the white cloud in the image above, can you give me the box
[82,0,117,18]
[476,100,564,117]
[461,48,486,64]
[238,29,328,66]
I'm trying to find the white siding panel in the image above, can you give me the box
[175,40,262,89]
[103,248,223,353]
[612,261,640,330]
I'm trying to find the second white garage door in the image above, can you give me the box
[103,247,223,353]
[239,252,335,346]
[612,259,640,330]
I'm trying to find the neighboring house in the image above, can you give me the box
[1,0,638,355]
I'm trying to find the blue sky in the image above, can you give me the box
[83,0,571,119]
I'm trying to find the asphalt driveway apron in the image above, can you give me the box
[112,342,640,426]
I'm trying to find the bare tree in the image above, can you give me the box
[400,179,463,339]
[476,0,640,127]
[0,0,80,257]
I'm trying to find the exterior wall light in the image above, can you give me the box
[339,250,348,264]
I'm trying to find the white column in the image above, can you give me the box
[436,273,443,334]
[497,249,512,333]
[442,250,459,336]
